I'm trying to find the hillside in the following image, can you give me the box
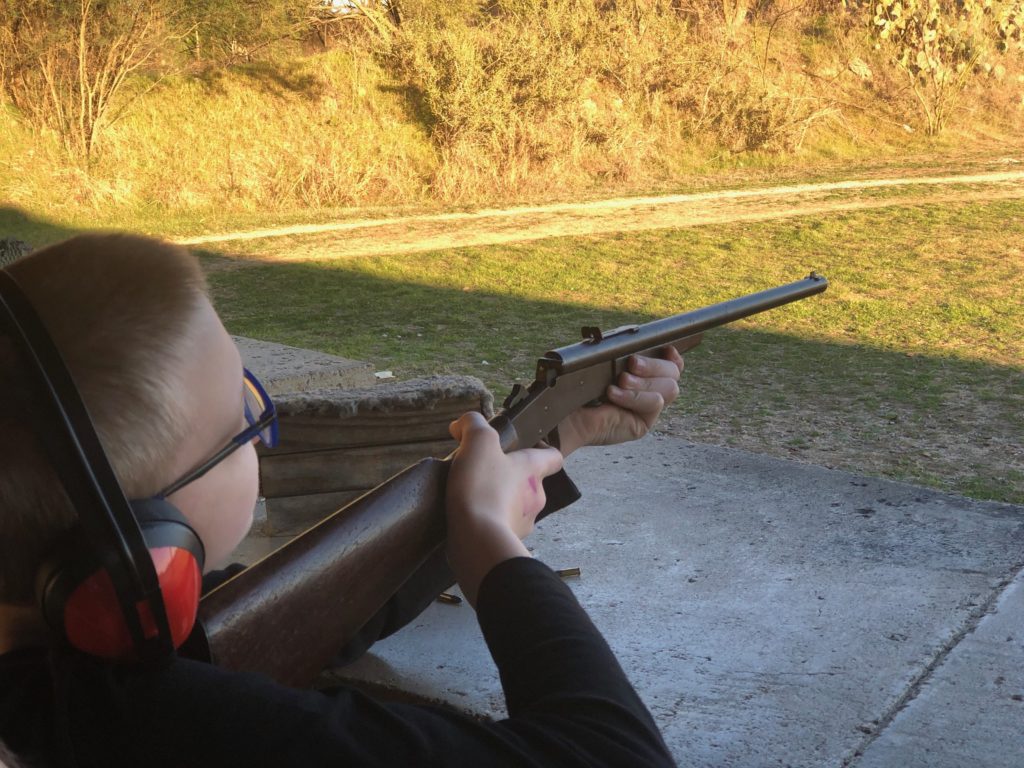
[1,1,1022,232]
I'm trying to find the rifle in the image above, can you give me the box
[183,273,828,687]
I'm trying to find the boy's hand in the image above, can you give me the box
[445,412,564,606]
[556,346,684,456]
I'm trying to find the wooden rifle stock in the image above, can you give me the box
[184,274,828,687]
[185,458,451,688]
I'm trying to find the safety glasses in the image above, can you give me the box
[156,368,278,499]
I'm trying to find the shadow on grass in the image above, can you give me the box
[377,83,437,137]
[191,60,327,100]
[0,206,82,250]
[1,207,1018,507]
[0,206,1019,506]
[202,252,1024,506]
[231,60,327,100]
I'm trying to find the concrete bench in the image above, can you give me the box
[234,336,378,395]
[258,375,493,535]
[233,336,491,552]
[324,436,1024,768]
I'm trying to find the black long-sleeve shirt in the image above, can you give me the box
[1,557,674,767]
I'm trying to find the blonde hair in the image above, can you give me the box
[0,234,209,603]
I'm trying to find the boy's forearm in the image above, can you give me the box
[446,521,530,608]
[477,558,676,766]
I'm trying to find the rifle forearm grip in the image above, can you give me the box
[538,468,582,522]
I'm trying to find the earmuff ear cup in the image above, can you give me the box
[38,499,205,660]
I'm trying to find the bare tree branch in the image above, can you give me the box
[0,0,171,162]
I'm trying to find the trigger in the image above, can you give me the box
[502,383,527,410]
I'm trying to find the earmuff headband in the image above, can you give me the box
[0,269,175,658]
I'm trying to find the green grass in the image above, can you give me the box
[195,198,1023,505]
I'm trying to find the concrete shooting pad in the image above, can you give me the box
[331,434,1024,768]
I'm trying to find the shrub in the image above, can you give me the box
[860,0,1024,134]
[0,0,173,162]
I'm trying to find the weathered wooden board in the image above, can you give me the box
[265,397,481,452]
[260,438,457,498]
[256,375,492,535]
[263,376,493,453]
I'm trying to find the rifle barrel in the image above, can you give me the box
[541,273,828,375]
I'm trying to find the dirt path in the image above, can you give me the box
[176,168,1024,259]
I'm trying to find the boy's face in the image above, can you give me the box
[161,298,259,571]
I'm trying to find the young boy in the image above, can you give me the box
[0,233,683,766]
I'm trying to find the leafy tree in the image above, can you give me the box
[995,0,1024,50]
[310,0,406,47]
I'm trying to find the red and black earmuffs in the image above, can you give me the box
[0,269,204,662]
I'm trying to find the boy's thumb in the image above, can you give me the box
[450,411,489,443]
[533,445,565,478]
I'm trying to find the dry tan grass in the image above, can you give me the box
[1,5,1021,224]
